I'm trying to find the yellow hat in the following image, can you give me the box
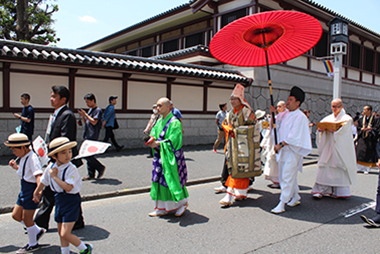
[47,137,77,156]
[4,133,31,147]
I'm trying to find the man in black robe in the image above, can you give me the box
[355,105,380,174]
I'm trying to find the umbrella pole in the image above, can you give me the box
[264,49,278,145]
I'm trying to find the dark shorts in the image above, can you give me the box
[16,180,38,210]
[54,192,81,223]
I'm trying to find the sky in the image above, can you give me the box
[51,0,380,49]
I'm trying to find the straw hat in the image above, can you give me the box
[47,137,77,156]
[255,109,266,119]
[4,133,31,147]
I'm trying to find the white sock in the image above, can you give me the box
[76,241,87,252]
[26,225,39,246]
[221,193,232,203]
[20,220,26,228]
[61,246,70,254]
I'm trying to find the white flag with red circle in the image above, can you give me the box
[32,136,49,166]
[74,140,111,159]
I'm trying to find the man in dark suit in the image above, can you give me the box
[34,85,85,231]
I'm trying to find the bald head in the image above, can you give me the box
[156,97,171,118]
[277,100,286,113]
[331,98,343,117]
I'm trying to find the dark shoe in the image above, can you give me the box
[361,215,380,227]
[82,175,95,181]
[116,145,124,152]
[80,243,93,254]
[73,221,85,231]
[36,228,46,241]
[16,244,40,253]
[97,167,106,179]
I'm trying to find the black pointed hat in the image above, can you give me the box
[290,86,305,104]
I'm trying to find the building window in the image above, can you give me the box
[128,50,137,56]
[364,48,374,72]
[313,31,328,57]
[377,52,380,74]
[141,46,153,57]
[163,39,179,53]
[185,32,204,48]
[350,42,361,69]
[221,9,247,28]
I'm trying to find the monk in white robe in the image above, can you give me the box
[312,98,356,198]
[270,86,312,214]
[262,101,287,188]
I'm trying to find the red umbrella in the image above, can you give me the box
[210,10,322,143]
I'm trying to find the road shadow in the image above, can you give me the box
[216,188,374,225]
[160,210,209,227]
[90,178,123,186]
[0,244,52,253]
[73,225,110,241]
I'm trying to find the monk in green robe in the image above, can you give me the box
[147,97,189,217]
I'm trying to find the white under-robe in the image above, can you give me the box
[312,108,356,197]
[261,129,279,184]
[274,109,312,203]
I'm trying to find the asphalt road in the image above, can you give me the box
[0,162,379,253]
[0,145,319,212]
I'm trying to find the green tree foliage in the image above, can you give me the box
[0,0,59,45]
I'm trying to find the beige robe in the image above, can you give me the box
[315,109,357,188]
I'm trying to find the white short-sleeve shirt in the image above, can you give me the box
[40,162,82,194]
[17,150,43,183]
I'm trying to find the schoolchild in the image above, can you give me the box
[33,137,93,254]
[5,133,45,253]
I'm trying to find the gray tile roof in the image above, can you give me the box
[80,0,379,50]
[150,44,210,60]
[0,39,251,84]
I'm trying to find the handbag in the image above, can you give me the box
[113,118,119,129]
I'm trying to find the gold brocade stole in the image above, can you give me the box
[362,114,374,138]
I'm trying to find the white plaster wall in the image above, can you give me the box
[10,73,68,108]
[132,74,167,82]
[207,88,232,111]
[171,85,203,110]
[362,73,373,83]
[127,81,166,109]
[75,77,122,109]
[364,41,373,49]
[287,56,308,69]
[174,78,203,85]
[219,0,252,12]
[349,35,361,44]
[347,69,360,81]
[310,58,327,73]
[259,0,281,10]
[11,63,68,73]
[375,76,380,85]
[77,69,122,77]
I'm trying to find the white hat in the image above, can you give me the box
[4,133,30,147]
[255,109,266,119]
[47,137,77,156]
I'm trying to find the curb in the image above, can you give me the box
[0,161,318,215]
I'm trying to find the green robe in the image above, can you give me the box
[150,112,189,202]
